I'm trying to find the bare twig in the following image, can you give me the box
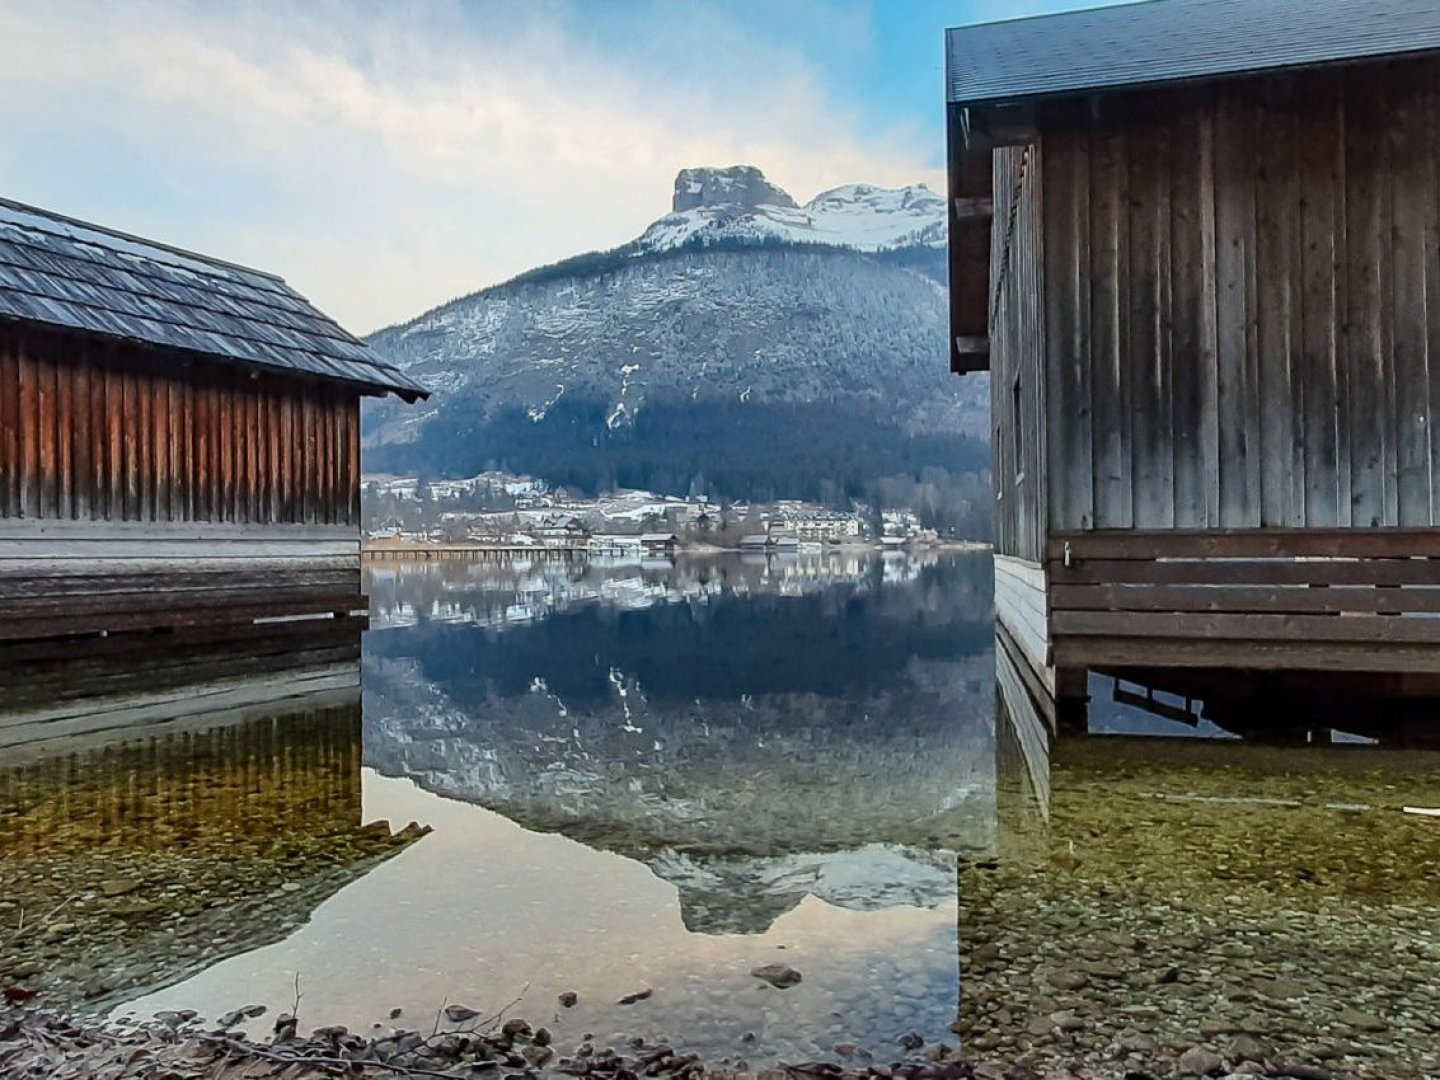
[291,972,304,1022]
[416,983,529,1051]
[430,996,448,1039]
[473,983,530,1032]
[4,896,73,945]
[198,1035,470,1080]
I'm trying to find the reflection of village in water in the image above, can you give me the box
[1,552,1439,1076]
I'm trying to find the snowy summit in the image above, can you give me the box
[638,165,945,254]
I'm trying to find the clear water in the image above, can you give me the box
[4,551,1440,1077]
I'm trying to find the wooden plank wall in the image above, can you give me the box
[989,144,1047,561]
[1048,528,1440,672]
[0,325,362,527]
[1037,59,1440,533]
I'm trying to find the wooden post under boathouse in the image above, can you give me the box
[946,0,1440,726]
[0,197,428,646]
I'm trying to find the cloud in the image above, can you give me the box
[0,0,943,332]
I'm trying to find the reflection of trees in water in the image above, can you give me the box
[364,551,995,640]
[365,554,994,705]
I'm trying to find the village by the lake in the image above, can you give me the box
[5,3,1440,1080]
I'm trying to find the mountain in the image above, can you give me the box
[363,166,989,520]
[641,164,948,252]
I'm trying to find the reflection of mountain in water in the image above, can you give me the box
[364,554,996,933]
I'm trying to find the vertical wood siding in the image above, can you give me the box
[1034,60,1440,532]
[990,144,1048,561]
[0,326,362,527]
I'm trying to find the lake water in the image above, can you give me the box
[3,551,1440,1078]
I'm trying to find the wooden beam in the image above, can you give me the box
[948,102,994,375]
[1052,636,1440,674]
[1052,609,1440,644]
[1048,527,1440,561]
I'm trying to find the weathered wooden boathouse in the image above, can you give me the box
[0,197,427,647]
[947,0,1440,724]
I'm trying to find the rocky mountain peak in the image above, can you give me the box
[672,166,798,213]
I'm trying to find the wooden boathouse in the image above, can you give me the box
[0,197,427,646]
[947,0,1440,723]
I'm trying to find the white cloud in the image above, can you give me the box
[0,0,943,332]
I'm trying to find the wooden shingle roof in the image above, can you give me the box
[947,0,1440,108]
[0,197,428,402]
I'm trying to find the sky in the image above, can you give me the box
[0,0,1134,334]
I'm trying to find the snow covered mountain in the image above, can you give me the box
[363,166,987,514]
[639,165,946,252]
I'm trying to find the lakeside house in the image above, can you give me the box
[640,532,678,555]
[947,0,1440,726]
[0,197,426,645]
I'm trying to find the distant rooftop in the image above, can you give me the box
[0,197,427,402]
[946,0,1440,107]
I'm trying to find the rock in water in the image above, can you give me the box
[750,963,803,989]
[443,1005,480,1023]
[558,991,578,1008]
[617,989,653,1005]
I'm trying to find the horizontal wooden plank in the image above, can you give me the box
[1049,557,1440,586]
[1052,636,1440,674]
[0,520,359,541]
[1048,528,1440,560]
[0,555,359,580]
[2,585,363,618]
[0,567,358,600]
[0,597,365,641]
[1050,582,1440,614]
[0,540,358,562]
[1053,609,1440,644]
[0,618,369,674]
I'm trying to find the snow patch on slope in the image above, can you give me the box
[638,182,945,254]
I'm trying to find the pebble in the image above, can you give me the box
[1046,970,1089,991]
[1177,1046,1224,1076]
[750,963,803,989]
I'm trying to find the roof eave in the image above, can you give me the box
[948,46,1440,109]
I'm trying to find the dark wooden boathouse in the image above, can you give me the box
[947,0,1440,724]
[0,197,427,648]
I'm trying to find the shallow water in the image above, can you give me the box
[3,551,1440,1077]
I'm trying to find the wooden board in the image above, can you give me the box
[1020,61,1440,537]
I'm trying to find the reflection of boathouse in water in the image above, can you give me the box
[947,0,1440,730]
[0,197,426,658]
[0,618,423,1011]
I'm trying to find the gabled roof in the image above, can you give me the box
[0,198,428,402]
[946,0,1440,108]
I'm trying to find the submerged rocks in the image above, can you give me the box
[1045,969,1090,992]
[444,1004,481,1023]
[750,963,803,989]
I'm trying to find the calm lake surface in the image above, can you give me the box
[4,550,1440,1077]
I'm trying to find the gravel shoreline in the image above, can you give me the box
[0,1006,1364,1080]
